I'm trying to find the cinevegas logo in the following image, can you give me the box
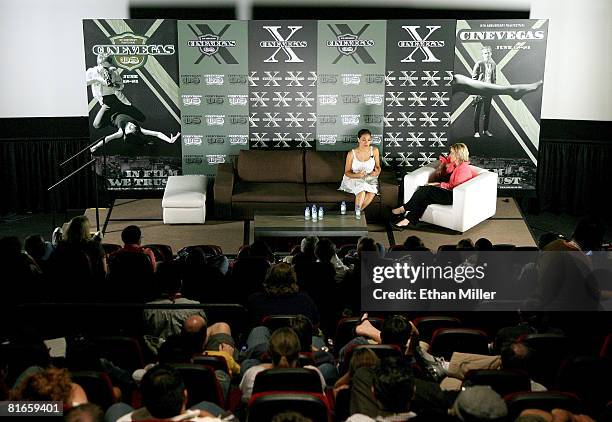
[260,26,307,63]
[398,26,445,63]
[93,33,175,71]
[326,23,376,64]
[186,23,238,64]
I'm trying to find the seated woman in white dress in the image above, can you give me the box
[338,129,382,218]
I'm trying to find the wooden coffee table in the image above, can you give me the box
[254,213,368,240]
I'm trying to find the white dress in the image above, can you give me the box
[338,147,379,195]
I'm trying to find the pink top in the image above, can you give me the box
[440,161,473,190]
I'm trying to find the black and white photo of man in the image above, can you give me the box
[86,54,131,129]
[472,45,496,138]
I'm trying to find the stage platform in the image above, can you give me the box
[85,197,535,253]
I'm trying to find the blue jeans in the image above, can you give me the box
[105,401,225,422]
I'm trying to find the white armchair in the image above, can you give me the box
[403,162,498,233]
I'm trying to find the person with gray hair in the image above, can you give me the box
[450,386,507,421]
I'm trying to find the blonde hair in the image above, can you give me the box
[451,143,469,163]
[65,216,92,244]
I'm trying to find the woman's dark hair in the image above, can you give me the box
[269,327,301,368]
[289,315,313,352]
[373,357,415,413]
[357,128,372,138]
[263,263,299,296]
[250,239,273,261]
[349,348,380,377]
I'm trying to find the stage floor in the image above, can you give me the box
[85,197,535,253]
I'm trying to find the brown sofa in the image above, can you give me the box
[213,150,398,221]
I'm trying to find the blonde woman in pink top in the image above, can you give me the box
[392,143,473,230]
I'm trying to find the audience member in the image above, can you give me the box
[239,327,326,403]
[143,262,206,352]
[414,341,546,391]
[348,357,420,421]
[106,364,233,421]
[182,315,240,377]
[48,216,106,301]
[448,385,507,422]
[114,225,156,271]
[24,234,54,270]
[9,367,88,409]
[340,236,378,315]
[334,347,379,395]
[247,263,319,328]
[474,238,494,251]
[0,236,42,301]
[315,237,349,283]
[403,235,425,250]
[271,411,313,422]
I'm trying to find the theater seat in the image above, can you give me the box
[252,368,323,395]
[463,369,530,397]
[247,392,331,422]
[95,336,144,373]
[335,316,383,352]
[412,316,462,344]
[170,363,224,408]
[143,244,173,263]
[505,391,583,421]
[429,328,489,360]
[71,371,116,411]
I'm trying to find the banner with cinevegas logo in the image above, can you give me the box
[316,20,387,151]
[178,21,249,176]
[384,20,456,174]
[449,20,548,190]
[83,19,181,190]
[248,21,318,149]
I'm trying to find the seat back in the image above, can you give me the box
[170,363,224,407]
[247,392,330,422]
[193,354,230,374]
[601,333,612,359]
[107,250,154,302]
[463,369,530,397]
[144,244,173,262]
[519,333,570,386]
[262,315,301,332]
[252,368,323,395]
[412,316,462,344]
[70,371,116,410]
[335,316,383,352]
[505,391,583,421]
[96,336,144,373]
[429,328,489,360]
[102,243,122,256]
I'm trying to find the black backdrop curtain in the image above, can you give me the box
[538,138,612,216]
[0,137,95,214]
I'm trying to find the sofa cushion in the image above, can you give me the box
[306,183,362,203]
[305,151,347,184]
[162,175,207,208]
[233,182,306,203]
[237,150,303,183]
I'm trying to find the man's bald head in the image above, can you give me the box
[183,315,206,334]
[182,315,207,354]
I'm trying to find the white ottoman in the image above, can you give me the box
[162,175,207,224]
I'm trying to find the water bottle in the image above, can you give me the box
[311,204,318,222]
[340,201,347,215]
[318,205,324,220]
[304,206,310,221]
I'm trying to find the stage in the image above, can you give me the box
[84,197,535,253]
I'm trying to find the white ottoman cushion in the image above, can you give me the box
[162,175,207,224]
